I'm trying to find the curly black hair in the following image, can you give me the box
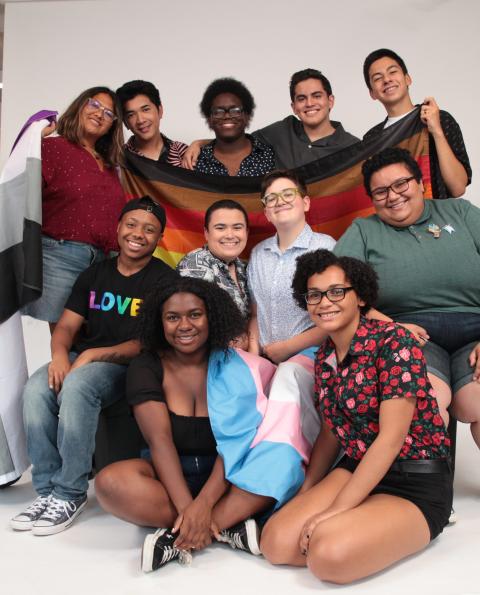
[138,277,246,353]
[362,147,422,197]
[200,77,255,119]
[292,249,378,314]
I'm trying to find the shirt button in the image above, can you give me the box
[308,145,312,149]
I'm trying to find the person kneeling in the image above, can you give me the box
[260,250,452,584]
[95,277,305,571]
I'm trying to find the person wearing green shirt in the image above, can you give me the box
[334,147,480,453]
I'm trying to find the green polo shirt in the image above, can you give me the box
[334,198,480,318]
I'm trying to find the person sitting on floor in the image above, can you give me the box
[261,250,452,584]
[94,277,305,572]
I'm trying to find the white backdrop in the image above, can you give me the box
[1,0,479,370]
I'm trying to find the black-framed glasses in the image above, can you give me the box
[304,287,354,305]
[210,106,244,119]
[370,176,416,202]
[85,98,117,122]
[261,187,301,208]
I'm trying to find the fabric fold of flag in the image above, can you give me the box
[207,348,305,509]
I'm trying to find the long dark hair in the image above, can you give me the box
[56,86,124,166]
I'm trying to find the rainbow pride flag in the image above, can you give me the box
[122,107,431,268]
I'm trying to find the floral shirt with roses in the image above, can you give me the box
[314,317,450,461]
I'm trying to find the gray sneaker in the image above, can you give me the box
[218,519,261,555]
[32,495,87,536]
[11,495,51,531]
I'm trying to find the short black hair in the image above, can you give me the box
[363,49,408,90]
[204,199,249,230]
[138,277,246,354]
[289,68,333,101]
[200,77,255,119]
[116,80,161,114]
[260,169,307,199]
[292,249,378,314]
[362,147,422,197]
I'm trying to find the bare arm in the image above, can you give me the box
[69,339,141,371]
[134,400,194,514]
[299,397,416,551]
[301,420,340,493]
[421,97,468,197]
[247,302,261,355]
[48,309,85,392]
[262,326,327,364]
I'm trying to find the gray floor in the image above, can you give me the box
[1,421,479,595]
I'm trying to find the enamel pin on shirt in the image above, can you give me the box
[442,224,455,234]
[427,223,441,238]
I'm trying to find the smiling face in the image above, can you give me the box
[369,162,425,227]
[307,266,364,336]
[79,92,115,142]
[208,92,249,142]
[123,94,162,143]
[368,57,412,109]
[117,208,163,261]
[204,208,248,263]
[291,78,334,130]
[263,177,310,230]
[162,292,209,355]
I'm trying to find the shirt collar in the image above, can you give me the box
[203,245,243,269]
[293,119,347,146]
[205,133,266,156]
[263,224,314,253]
[125,133,171,159]
[318,315,378,369]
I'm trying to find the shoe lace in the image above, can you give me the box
[41,497,76,521]
[218,529,245,551]
[25,496,50,515]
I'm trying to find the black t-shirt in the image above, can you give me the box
[126,351,217,456]
[65,256,177,353]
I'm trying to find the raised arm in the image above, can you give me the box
[421,98,468,197]
[181,139,211,170]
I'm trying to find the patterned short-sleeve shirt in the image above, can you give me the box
[177,246,250,318]
[195,134,275,177]
[125,133,188,167]
[314,317,450,461]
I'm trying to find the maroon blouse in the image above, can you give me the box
[41,137,126,253]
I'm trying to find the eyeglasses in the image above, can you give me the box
[370,176,416,202]
[261,188,302,208]
[303,287,354,305]
[85,98,117,122]
[210,106,244,119]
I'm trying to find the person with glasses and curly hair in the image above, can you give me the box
[192,77,275,176]
[261,249,452,584]
[22,86,126,332]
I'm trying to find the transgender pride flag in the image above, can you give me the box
[207,348,311,509]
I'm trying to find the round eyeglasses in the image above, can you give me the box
[261,188,301,208]
[210,106,244,119]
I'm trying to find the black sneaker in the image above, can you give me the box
[142,529,193,573]
[218,519,261,555]
[10,495,51,531]
[32,495,87,535]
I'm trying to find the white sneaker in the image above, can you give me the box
[32,495,87,536]
[11,495,51,531]
[448,507,458,524]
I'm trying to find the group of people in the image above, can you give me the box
[5,46,479,585]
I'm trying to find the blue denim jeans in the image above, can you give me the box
[23,353,127,501]
[22,235,105,323]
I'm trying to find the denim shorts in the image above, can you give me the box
[141,450,216,498]
[335,456,453,541]
[22,235,105,323]
[396,312,480,393]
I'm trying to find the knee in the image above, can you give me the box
[94,465,125,509]
[260,518,296,565]
[307,530,355,584]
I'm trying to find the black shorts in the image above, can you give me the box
[335,456,453,541]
